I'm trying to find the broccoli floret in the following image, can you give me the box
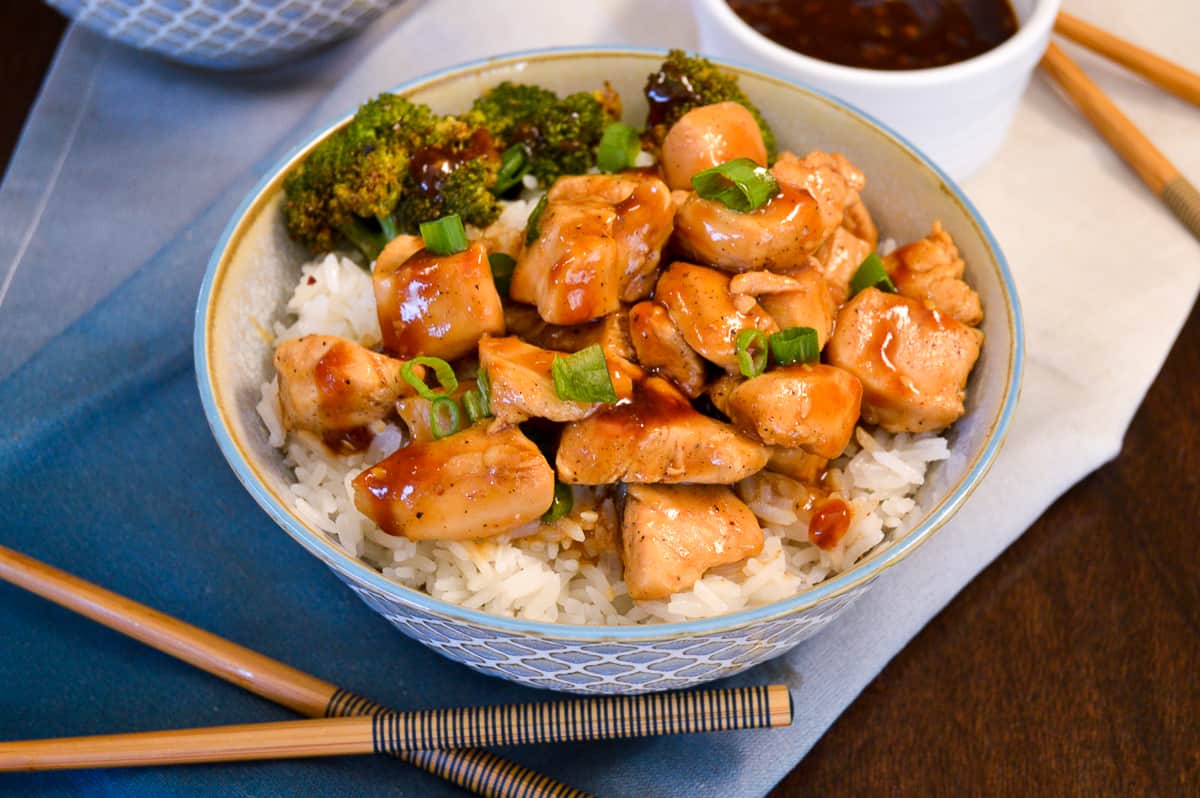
[469,82,620,186]
[283,94,502,258]
[643,50,776,160]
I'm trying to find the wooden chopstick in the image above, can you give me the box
[1040,41,1200,242]
[0,685,794,772]
[0,545,588,798]
[1055,11,1200,109]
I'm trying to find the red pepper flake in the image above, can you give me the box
[307,276,317,285]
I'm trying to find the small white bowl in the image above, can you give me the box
[693,0,1061,178]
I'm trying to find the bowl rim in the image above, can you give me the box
[693,0,1062,86]
[195,45,1024,642]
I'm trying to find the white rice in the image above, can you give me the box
[257,234,948,625]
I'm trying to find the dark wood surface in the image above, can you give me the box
[3,3,1196,795]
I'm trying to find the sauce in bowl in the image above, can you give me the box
[726,0,1019,70]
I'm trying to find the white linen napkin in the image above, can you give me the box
[1,0,1195,793]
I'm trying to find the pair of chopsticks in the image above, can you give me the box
[0,545,791,783]
[1043,11,1200,241]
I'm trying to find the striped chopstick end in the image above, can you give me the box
[324,687,387,718]
[368,684,794,754]
[1162,177,1200,242]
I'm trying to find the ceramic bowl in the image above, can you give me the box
[46,0,404,69]
[195,48,1023,695]
[693,0,1061,179]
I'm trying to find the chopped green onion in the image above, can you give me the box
[769,326,820,366]
[493,144,530,196]
[477,367,492,408]
[736,328,768,378]
[429,396,462,439]
[542,480,573,523]
[551,344,618,404]
[487,252,516,297]
[849,253,896,297]
[691,158,779,213]
[401,356,459,401]
[377,214,399,243]
[419,214,468,256]
[597,122,641,173]
[462,388,490,423]
[525,194,549,246]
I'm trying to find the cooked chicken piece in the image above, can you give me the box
[659,102,769,191]
[628,301,707,397]
[843,199,878,251]
[548,174,675,302]
[478,336,625,425]
[509,199,621,325]
[771,150,864,234]
[373,241,505,360]
[730,267,837,348]
[374,234,425,273]
[706,373,742,417]
[813,226,873,306]
[766,448,829,484]
[724,365,863,458]
[556,377,769,484]
[672,182,825,273]
[655,262,777,372]
[884,222,983,326]
[353,425,555,540]
[394,379,476,444]
[503,305,635,362]
[274,335,413,443]
[826,288,983,433]
[621,484,764,600]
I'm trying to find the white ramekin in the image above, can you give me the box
[693,0,1061,179]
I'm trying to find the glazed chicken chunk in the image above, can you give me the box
[813,226,873,306]
[621,484,765,601]
[273,335,414,442]
[826,288,983,433]
[672,150,863,273]
[628,300,707,397]
[884,221,983,326]
[352,425,554,540]
[373,240,505,360]
[729,267,837,349]
[655,261,777,372]
[548,174,676,302]
[723,365,863,459]
[659,101,769,191]
[509,198,621,324]
[478,336,619,425]
[556,377,769,485]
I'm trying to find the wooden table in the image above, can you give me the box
[4,3,1196,794]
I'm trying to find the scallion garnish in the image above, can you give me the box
[596,122,641,173]
[525,194,549,246]
[493,144,530,196]
[691,158,779,213]
[769,326,820,366]
[487,252,516,297]
[462,388,490,423]
[551,344,618,403]
[735,328,768,378]
[541,480,573,523]
[419,214,468,256]
[477,367,492,408]
[849,252,896,297]
[429,396,462,439]
[401,356,459,401]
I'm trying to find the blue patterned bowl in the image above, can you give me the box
[196,49,1023,694]
[45,0,403,69]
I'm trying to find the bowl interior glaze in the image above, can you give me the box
[197,49,1022,643]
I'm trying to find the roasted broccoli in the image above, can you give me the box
[643,50,776,160]
[468,82,621,186]
[284,94,501,259]
[284,82,621,259]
